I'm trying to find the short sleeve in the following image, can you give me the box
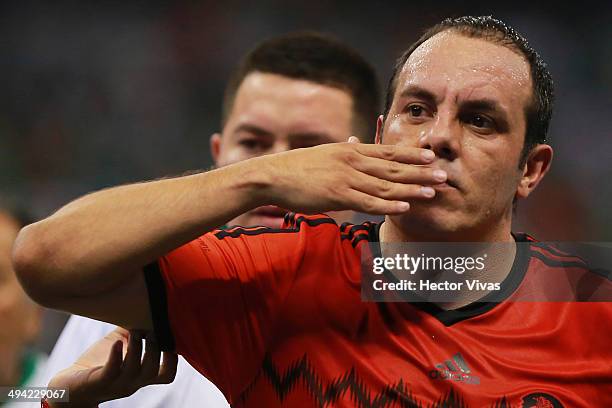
[144,214,337,402]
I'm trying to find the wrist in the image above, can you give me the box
[47,377,100,408]
[230,155,280,209]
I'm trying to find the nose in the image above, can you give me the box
[418,113,460,161]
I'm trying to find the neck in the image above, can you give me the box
[378,217,516,310]
[380,214,514,244]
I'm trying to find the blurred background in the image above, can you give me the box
[0,1,610,350]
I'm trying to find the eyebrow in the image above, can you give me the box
[459,99,504,114]
[233,123,274,138]
[233,123,334,143]
[401,86,506,113]
[399,85,440,105]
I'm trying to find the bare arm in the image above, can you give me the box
[14,160,261,329]
[13,142,444,329]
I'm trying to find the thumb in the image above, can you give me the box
[97,339,124,382]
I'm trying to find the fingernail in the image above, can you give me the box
[421,186,436,197]
[398,202,410,211]
[422,150,435,161]
[433,170,447,182]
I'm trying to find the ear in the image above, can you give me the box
[210,133,222,165]
[515,144,553,200]
[375,115,385,144]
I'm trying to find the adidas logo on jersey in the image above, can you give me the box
[428,352,480,385]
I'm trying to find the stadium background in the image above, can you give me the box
[0,1,610,349]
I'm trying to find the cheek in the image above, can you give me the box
[383,115,421,146]
[464,148,520,206]
[385,115,402,137]
[216,146,254,167]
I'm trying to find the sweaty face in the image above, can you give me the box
[382,31,533,241]
[212,72,355,227]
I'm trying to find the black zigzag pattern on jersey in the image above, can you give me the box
[490,397,510,408]
[242,353,422,408]
[214,214,336,239]
[239,354,515,408]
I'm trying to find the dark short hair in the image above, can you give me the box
[383,16,554,166]
[222,31,380,141]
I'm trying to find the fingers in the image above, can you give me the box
[68,330,173,404]
[344,189,410,215]
[351,143,436,165]
[120,330,143,378]
[99,339,124,381]
[350,171,439,202]
[116,331,175,387]
[155,352,178,384]
[139,333,161,381]
[106,326,130,342]
[351,156,447,186]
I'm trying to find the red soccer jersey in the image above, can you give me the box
[145,213,612,408]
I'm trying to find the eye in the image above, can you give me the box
[467,114,494,129]
[408,105,425,117]
[404,103,433,121]
[238,139,261,149]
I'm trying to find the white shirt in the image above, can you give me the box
[34,315,229,408]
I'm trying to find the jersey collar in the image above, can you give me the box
[368,222,532,326]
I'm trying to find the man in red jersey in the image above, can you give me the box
[14,16,612,407]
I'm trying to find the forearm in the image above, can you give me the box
[14,141,440,317]
[14,159,267,303]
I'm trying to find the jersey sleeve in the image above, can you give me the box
[144,214,337,402]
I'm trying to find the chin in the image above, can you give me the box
[394,205,467,238]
